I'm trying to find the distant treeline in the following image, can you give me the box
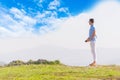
[7,59,60,66]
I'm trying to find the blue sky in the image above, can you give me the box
[0,0,99,16]
[0,0,100,35]
[0,0,120,36]
[61,0,99,15]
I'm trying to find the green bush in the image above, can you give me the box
[7,59,61,66]
[7,60,25,66]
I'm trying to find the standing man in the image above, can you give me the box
[85,18,96,66]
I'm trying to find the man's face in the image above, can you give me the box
[89,21,92,25]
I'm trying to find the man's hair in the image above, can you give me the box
[89,18,94,23]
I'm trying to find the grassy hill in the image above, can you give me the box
[0,64,120,80]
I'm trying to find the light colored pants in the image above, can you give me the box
[90,41,96,61]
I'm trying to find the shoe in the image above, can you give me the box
[89,62,96,66]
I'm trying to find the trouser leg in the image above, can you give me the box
[90,41,96,61]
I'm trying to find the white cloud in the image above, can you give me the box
[59,7,68,12]
[1,0,120,48]
[88,0,120,48]
[0,1,69,38]
[48,0,60,10]
[39,0,120,49]
[34,0,44,3]
[10,8,36,26]
[0,26,16,37]
[10,8,25,19]
[0,7,37,37]
[39,17,66,34]
[35,0,45,7]
[0,0,69,37]
[39,0,44,3]
[58,7,70,16]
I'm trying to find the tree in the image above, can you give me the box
[8,60,25,66]
[27,59,34,65]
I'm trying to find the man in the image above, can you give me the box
[85,18,96,66]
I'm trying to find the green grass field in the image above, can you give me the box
[0,64,120,80]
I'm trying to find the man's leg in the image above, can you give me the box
[90,41,96,66]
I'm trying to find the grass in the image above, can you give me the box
[0,64,120,80]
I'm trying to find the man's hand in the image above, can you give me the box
[85,38,90,42]
[85,39,88,42]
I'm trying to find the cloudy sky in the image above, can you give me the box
[0,0,120,66]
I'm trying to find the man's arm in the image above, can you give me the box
[85,30,95,42]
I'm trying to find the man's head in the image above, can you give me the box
[89,18,94,25]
